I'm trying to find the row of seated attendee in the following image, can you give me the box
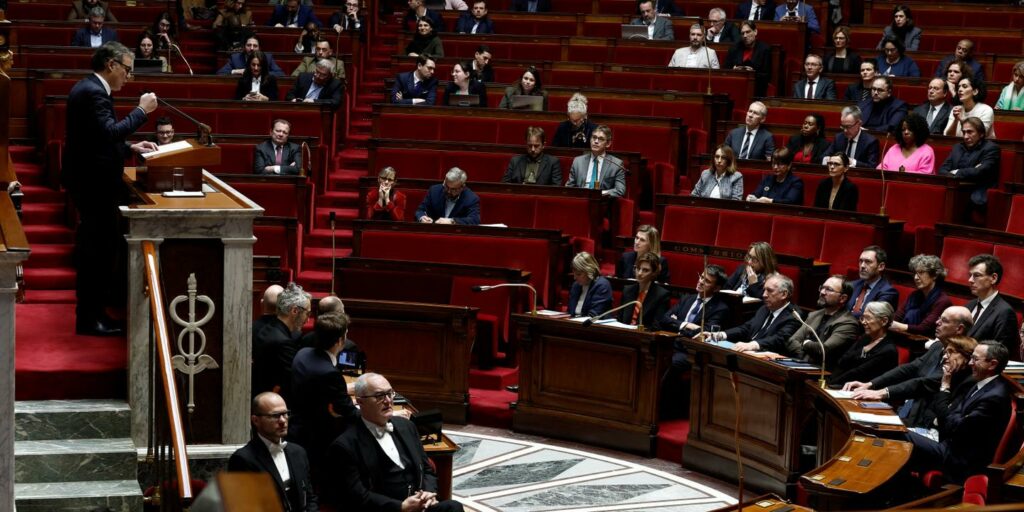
[244,284,463,511]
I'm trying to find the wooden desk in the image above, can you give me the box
[709,494,813,512]
[510,314,676,455]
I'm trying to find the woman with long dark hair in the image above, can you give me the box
[234,50,278,101]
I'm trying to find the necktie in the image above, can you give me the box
[588,157,600,189]
[754,5,761,18]
[815,313,832,341]
[685,299,703,324]
[275,145,283,165]
[631,290,647,325]
[973,303,984,322]
[752,310,774,340]
[805,80,815,99]
[740,131,753,159]
[852,285,868,314]
[845,137,854,158]
[926,105,936,125]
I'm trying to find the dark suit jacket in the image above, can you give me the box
[845,277,899,317]
[391,70,438,105]
[329,11,366,34]
[268,4,321,27]
[724,40,771,96]
[793,77,837,100]
[252,318,300,399]
[234,74,279,101]
[655,0,684,15]
[786,308,862,369]
[253,140,302,175]
[326,417,440,510]
[288,348,358,463]
[735,0,776,20]
[813,176,859,211]
[828,333,899,387]
[923,376,1013,482]
[566,153,626,197]
[844,82,870,103]
[502,153,561,185]
[753,171,805,205]
[287,73,343,107]
[660,294,730,337]
[70,27,117,47]
[228,438,318,512]
[825,51,861,75]
[455,13,494,33]
[217,51,286,76]
[552,119,597,149]
[724,125,775,161]
[511,0,551,11]
[442,80,487,107]
[617,283,671,328]
[872,343,969,429]
[616,252,670,283]
[966,294,1020,356]
[61,75,148,197]
[860,97,908,134]
[938,139,1001,205]
[785,135,829,165]
[822,130,880,169]
[725,303,802,352]
[912,102,953,135]
[414,183,481,224]
[725,264,766,299]
[568,276,613,318]
[628,16,675,40]
[708,21,740,44]
[403,8,445,31]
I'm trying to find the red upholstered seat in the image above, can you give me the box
[482,194,536,227]
[992,246,1024,299]
[661,206,718,245]
[820,223,877,275]
[1005,195,1024,235]
[962,474,989,506]
[770,217,824,260]
[715,211,772,250]
[661,251,704,289]
[451,276,512,363]
[940,238,996,286]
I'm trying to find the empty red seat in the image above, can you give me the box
[820,223,877,275]
[715,211,772,250]
[770,216,824,260]
[662,206,718,245]
[940,237,995,286]
[1006,195,1024,235]
[991,245,1024,299]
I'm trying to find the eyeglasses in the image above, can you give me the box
[818,286,840,294]
[827,162,844,167]
[969,355,989,363]
[256,410,290,420]
[380,177,396,183]
[359,389,396,402]
[112,60,133,76]
[870,87,889,92]
[591,135,608,142]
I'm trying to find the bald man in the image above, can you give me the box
[253,284,284,342]
[300,295,362,367]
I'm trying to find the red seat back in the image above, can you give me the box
[1006,195,1024,235]
[820,223,877,275]
[715,211,772,250]
[662,206,718,245]
[770,217,824,260]
[940,238,995,286]
[991,246,1024,299]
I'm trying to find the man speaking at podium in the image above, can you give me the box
[62,41,158,336]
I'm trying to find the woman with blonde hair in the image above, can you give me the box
[725,241,777,298]
[616,224,670,283]
[567,251,612,318]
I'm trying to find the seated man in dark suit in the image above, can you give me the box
[793,54,837,100]
[502,126,561,185]
[905,341,1012,483]
[253,284,284,343]
[965,254,1020,356]
[822,105,880,168]
[404,0,445,31]
[292,39,346,84]
[860,76,907,134]
[252,282,310,400]
[723,101,775,160]
[455,0,494,34]
[704,273,802,354]
[773,0,819,34]
[287,59,343,108]
[566,125,626,197]
[330,0,365,38]
[658,264,731,419]
[216,36,286,76]
[511,0,551,12]
[228,392,318,512]
[253,119,302,175]
[938,117,1001,213]
[846,245,899,318]
[912,78,953,135]
[416,167,481,225]
[933,39,985,83]
[629,0,675,41]
[391,54,438,105]
[298,296,361,355]
[289,312,360,482]
[785,274,861,370]
[736,0,775,21]
[326,372,465,511]
[268,0,321,28]
[705,8,739,43]
[845,61,878,103]
[71,8,118,47]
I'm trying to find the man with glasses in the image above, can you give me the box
[964,254,1019,356]
[331,0,365,35]
[287,59,344,107]
[327,373,464,511]
[293,39,346,83]
[860,76,907,134]
[724,101,774,161]
[822,105,880,168]
[229,392,318,511]
[253,282,310,399]
[152,116,176,145]
[71,7,118,47]
[63,42,157,336]
[566,125,626,197]
[845,245,898,318]
[416,167,480,224]
[785,275,860,369]
[704,8,738,43]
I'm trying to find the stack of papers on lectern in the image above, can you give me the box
[849,412,904,426]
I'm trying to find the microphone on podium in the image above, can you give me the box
[878,132,891,215]
[791,309,827,388]
[471,283,538,315]
[581,300,643,331]
[146,92,213,146]
[168,43,195,76]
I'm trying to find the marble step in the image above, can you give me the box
[15,400,131,441]
[15,479,143,512]
[15,438,137,483]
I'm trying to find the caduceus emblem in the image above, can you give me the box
[169,273,219,413]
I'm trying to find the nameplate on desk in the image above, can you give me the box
[849,412,904,426]
[162,190,206,198]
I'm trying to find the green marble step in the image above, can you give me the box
[15,479,143,512]
[15,400,131,441]
[15,438,137,484]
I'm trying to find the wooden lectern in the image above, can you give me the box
[136,139,221,193]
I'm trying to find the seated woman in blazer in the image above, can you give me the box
[234,50,278,101]
[814,152,859,211]
[750,147,805,205]
[499,66,548,111]
[617,253,671,330]
[616,224,670,283]
[725,241,778,299]
[829,301,898,388]
[442,61,487,107]
[691,144,743,200]
[567,251,612,318]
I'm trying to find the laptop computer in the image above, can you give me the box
[134,58,165,74]
[621,24,650,40]
[452,94,482,107]
[509,94,544,111]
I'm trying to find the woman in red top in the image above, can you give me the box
[365,166,407,221]
[786,113,828,164]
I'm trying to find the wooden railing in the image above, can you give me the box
[142,241,193,509]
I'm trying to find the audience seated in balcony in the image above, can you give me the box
[692,144,743,200]
[879,113,936,174]
[749,147,804,205]
[815,152,859,212]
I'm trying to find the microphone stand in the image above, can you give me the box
[156,96,212,146]
[329,210,336,295]
[878,132,890,215]
[698,245,710,340]
[169,43,194,76]
[472,283,538,315]
[791,309,827,388]
[582,300,643,332]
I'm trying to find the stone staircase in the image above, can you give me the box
[14,400,143,511]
